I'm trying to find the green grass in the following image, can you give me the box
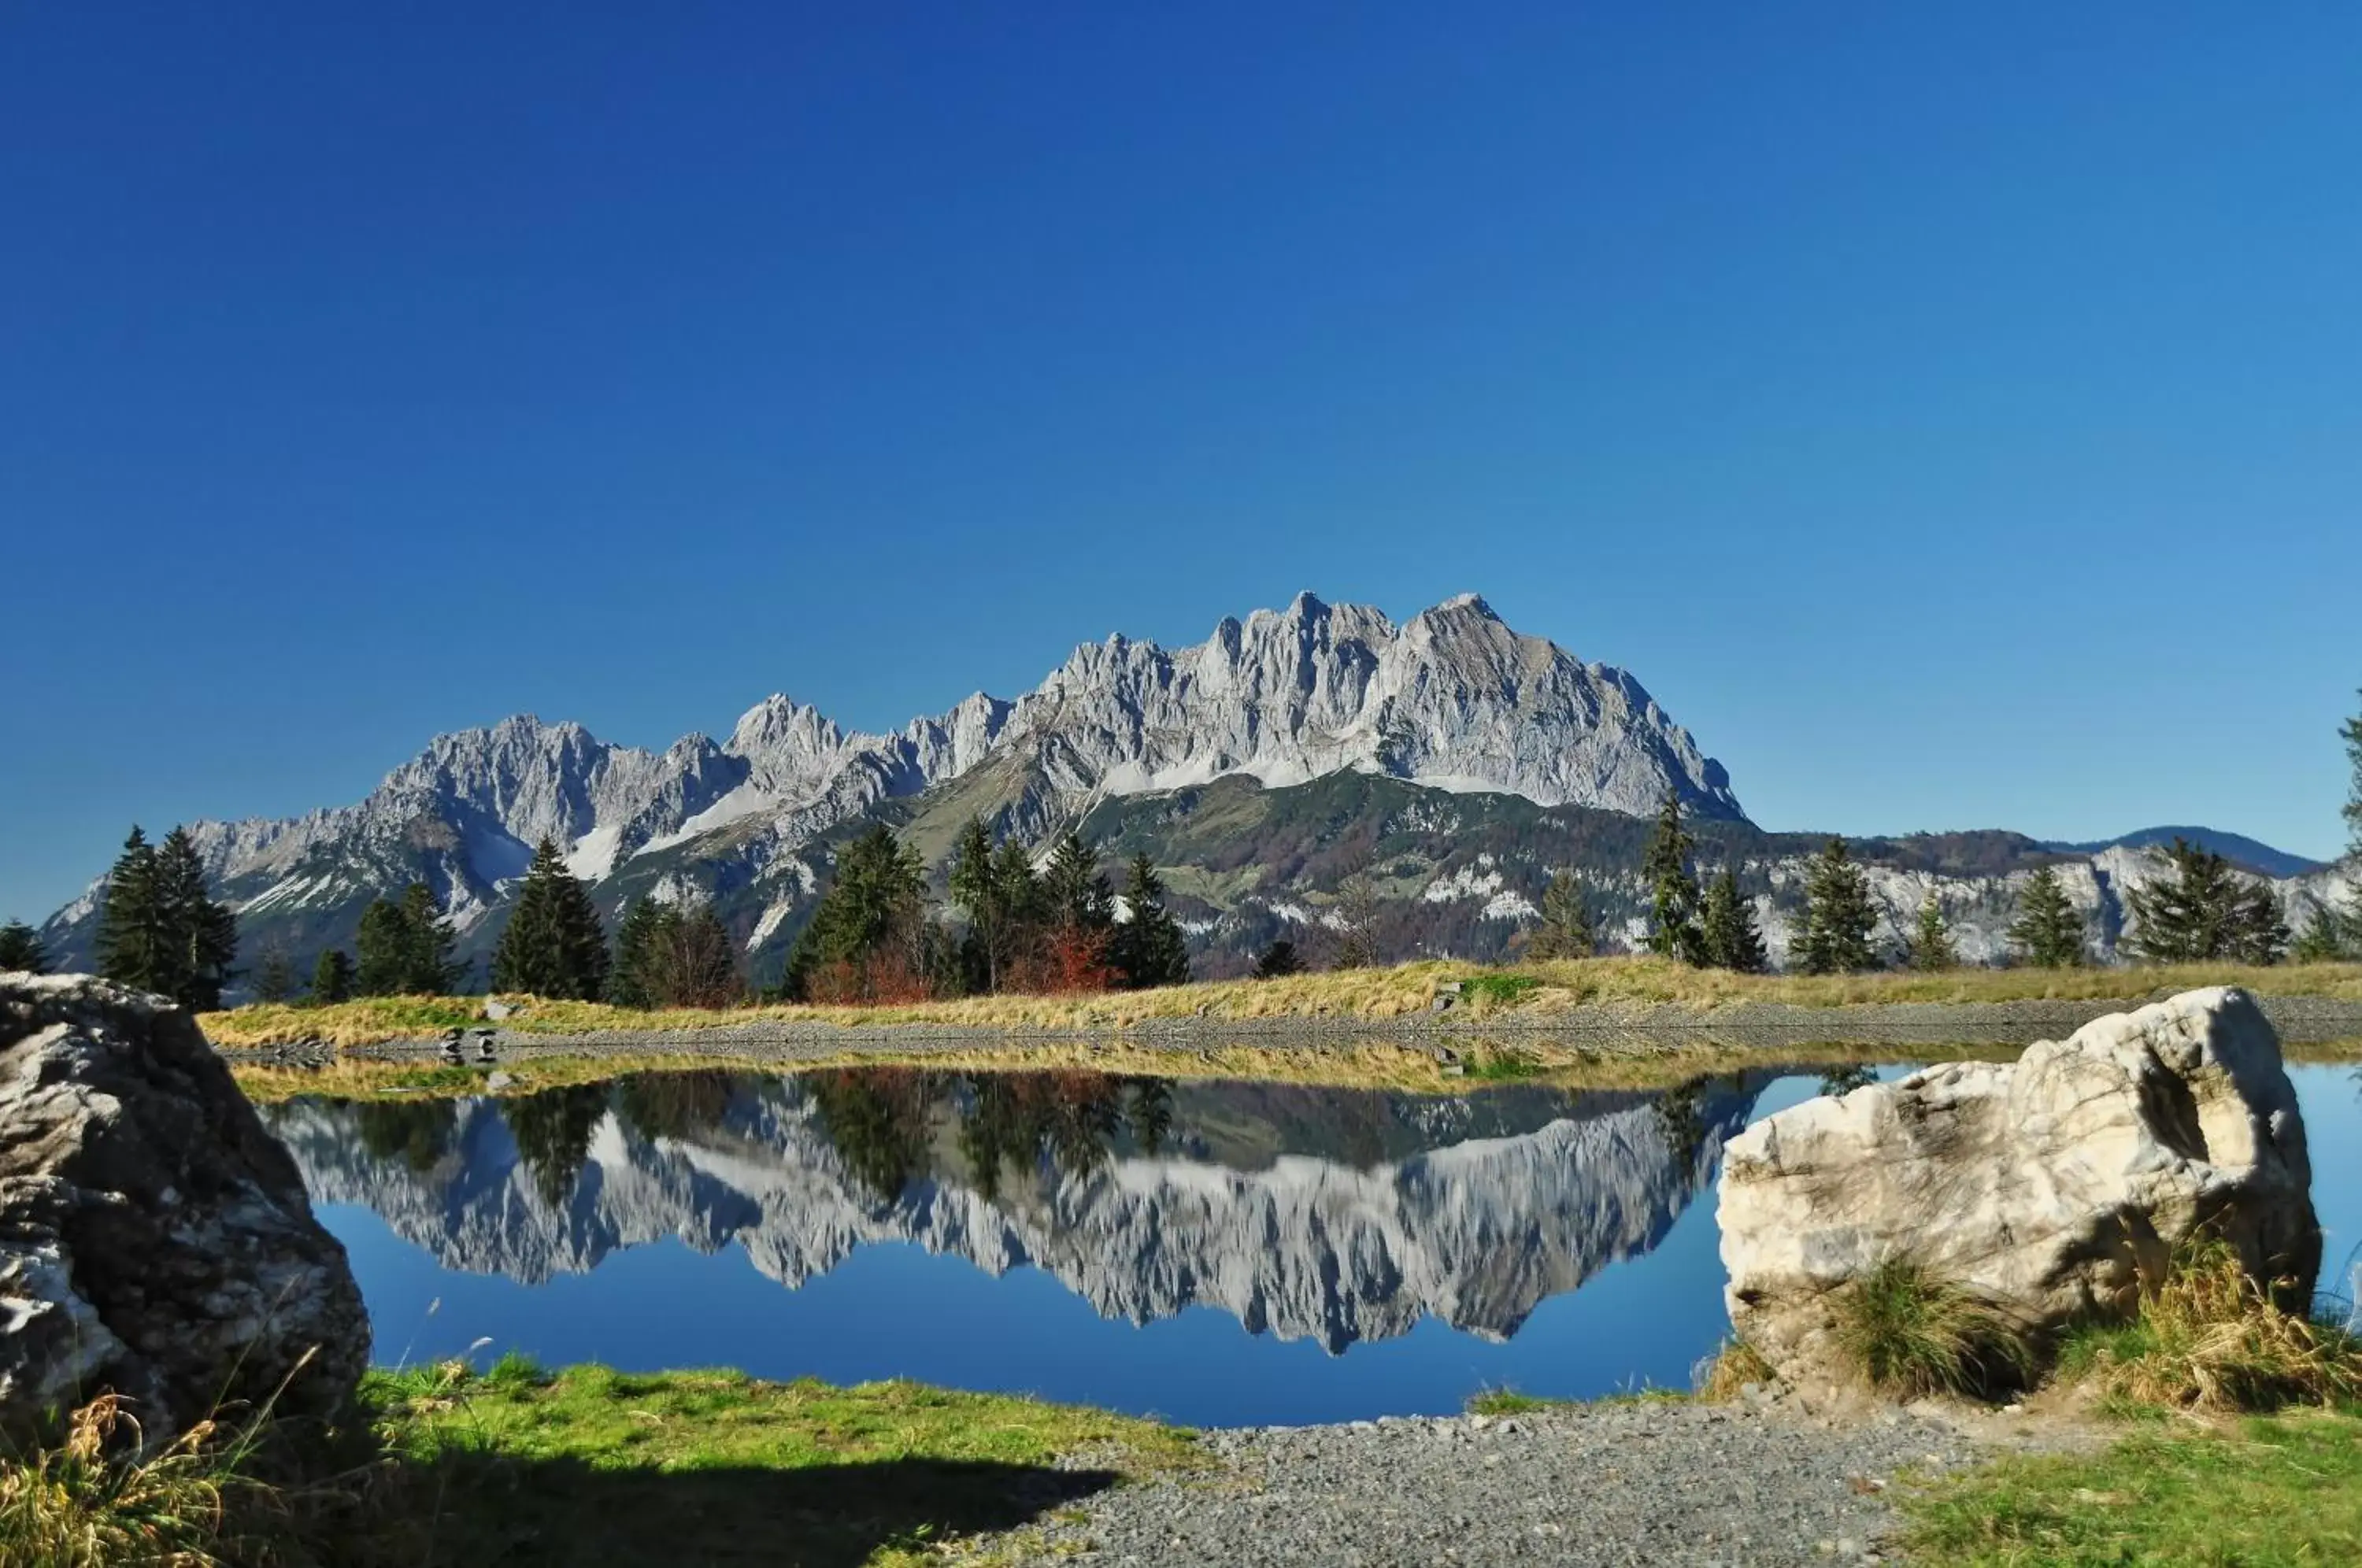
[1464,1387,1564,1416]
[1,1363,1197,1568]
[1901,1408,2362,1566]
[1831,1259,2033,1399]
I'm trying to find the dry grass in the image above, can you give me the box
[1696,1339,1778,1402]
[197,957,2362,1048]
[2057,1239,2362,1414]
[1831,1259,2034,1399]
[225,1037,2016,1104]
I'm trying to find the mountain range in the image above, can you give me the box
[34,592,2348,987]
[266,1074,1764,1352]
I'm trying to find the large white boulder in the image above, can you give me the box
[1717,987,2319,1379]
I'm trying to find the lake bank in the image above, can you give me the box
[198,956,2362,1050]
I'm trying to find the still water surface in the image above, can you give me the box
[272,1060,2362,1428]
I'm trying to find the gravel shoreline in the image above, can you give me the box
[1003,1400,2025,1567]
[295,993,2362,1066]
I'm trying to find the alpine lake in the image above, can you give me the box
[267,1053,2362,1429]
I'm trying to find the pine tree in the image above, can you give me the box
[2126,838,2287,965]
[1042,830,1113,931]
[2345,689,2362,861]
[1111,852,1190,989]
[2008,865,2086,968]
[787,824,931,1001]
[950,818,1039,993]
[607,896,666,1008]
[356,884,462,995]
[253,949,299,1004]
[1526,871,1597,961]
[491,838,612,1000]
[0,919,49,974]
[312,948,356,1004]
[150,827,239,1011]
[95,827,167,993]
[1698,866,1767,973]
[397,882,464,993]
[1906,896,1958,971]
[354,898,412,996]
[1792,837,1879,974]
[1251,938,1304,979]
[1642,786,1706,964]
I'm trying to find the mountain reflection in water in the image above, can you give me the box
[272,1068,1765,1354]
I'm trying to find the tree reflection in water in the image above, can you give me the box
[502,1085,612,1206]
[355,1097,458,1175]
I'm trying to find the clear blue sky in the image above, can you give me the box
[6,4,2359,921]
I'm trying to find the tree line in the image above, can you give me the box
[781,819,1191,1002]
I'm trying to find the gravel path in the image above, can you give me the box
[1007,1402,2006,1568]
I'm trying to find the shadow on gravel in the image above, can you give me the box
[397,1452,1124,1566]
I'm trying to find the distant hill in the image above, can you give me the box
[2045,827,2327,881]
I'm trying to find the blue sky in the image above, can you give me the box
[6,5,2359,919]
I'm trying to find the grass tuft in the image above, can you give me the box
[2057,1237,2362,1414]
[1697,1338,1777,1402]
[1831,1259,2033,1399]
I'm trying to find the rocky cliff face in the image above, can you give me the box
[270,1075,1762,1353]
[39,593,1738,977]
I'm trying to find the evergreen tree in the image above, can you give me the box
[1642,786,1706,964]
[787,824,931,1000]
[311,948,356,1004]
[491,837,611,1000]
[94,827,167,993]
[397,882,464,993]
[1251,938,1304,979]
[355,883,462,995]
[1698,866,1767,973]
[607,896,666,1008]
[1792,837,1879,974]
[2345,689,2362,860]
[2008,865,2086,968]
[253,949,299,1004]
[1906,896,1958,971]
[354,897,413,996]
[1042,830,1113,931]
[150,827,239,1011]
[2126,838,2288,965]
[950,818,1041,993]
[0,919,49,974]
[1111,852,1190,989]
[1526,871,1597,961]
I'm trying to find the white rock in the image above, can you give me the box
[1716,987,2319,1379]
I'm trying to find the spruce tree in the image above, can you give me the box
[1698,866,1766,973]
[491,838,611,1000]
[1042,830,1113,931]
[1642,786,1706,964]
[253,949,299,1004]
[1527,870,1597,961]
[787,825,931,1000]
[397,882,464,993]
[2345,689,2362,860]
[950,818,1039,993]
[2008,865,2086,968]
[354,897,412,995]
[607,896,666,1008]
[1906,896,1958,971]
[312,948,356,1004]
[0,919,49,974]
[1111,852,1190,989]
[2125,838,2287,965]
[95,827,167,993]
[150,827,239,1011]
[1792,837,1879,974]
[1251,938,1304,979]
